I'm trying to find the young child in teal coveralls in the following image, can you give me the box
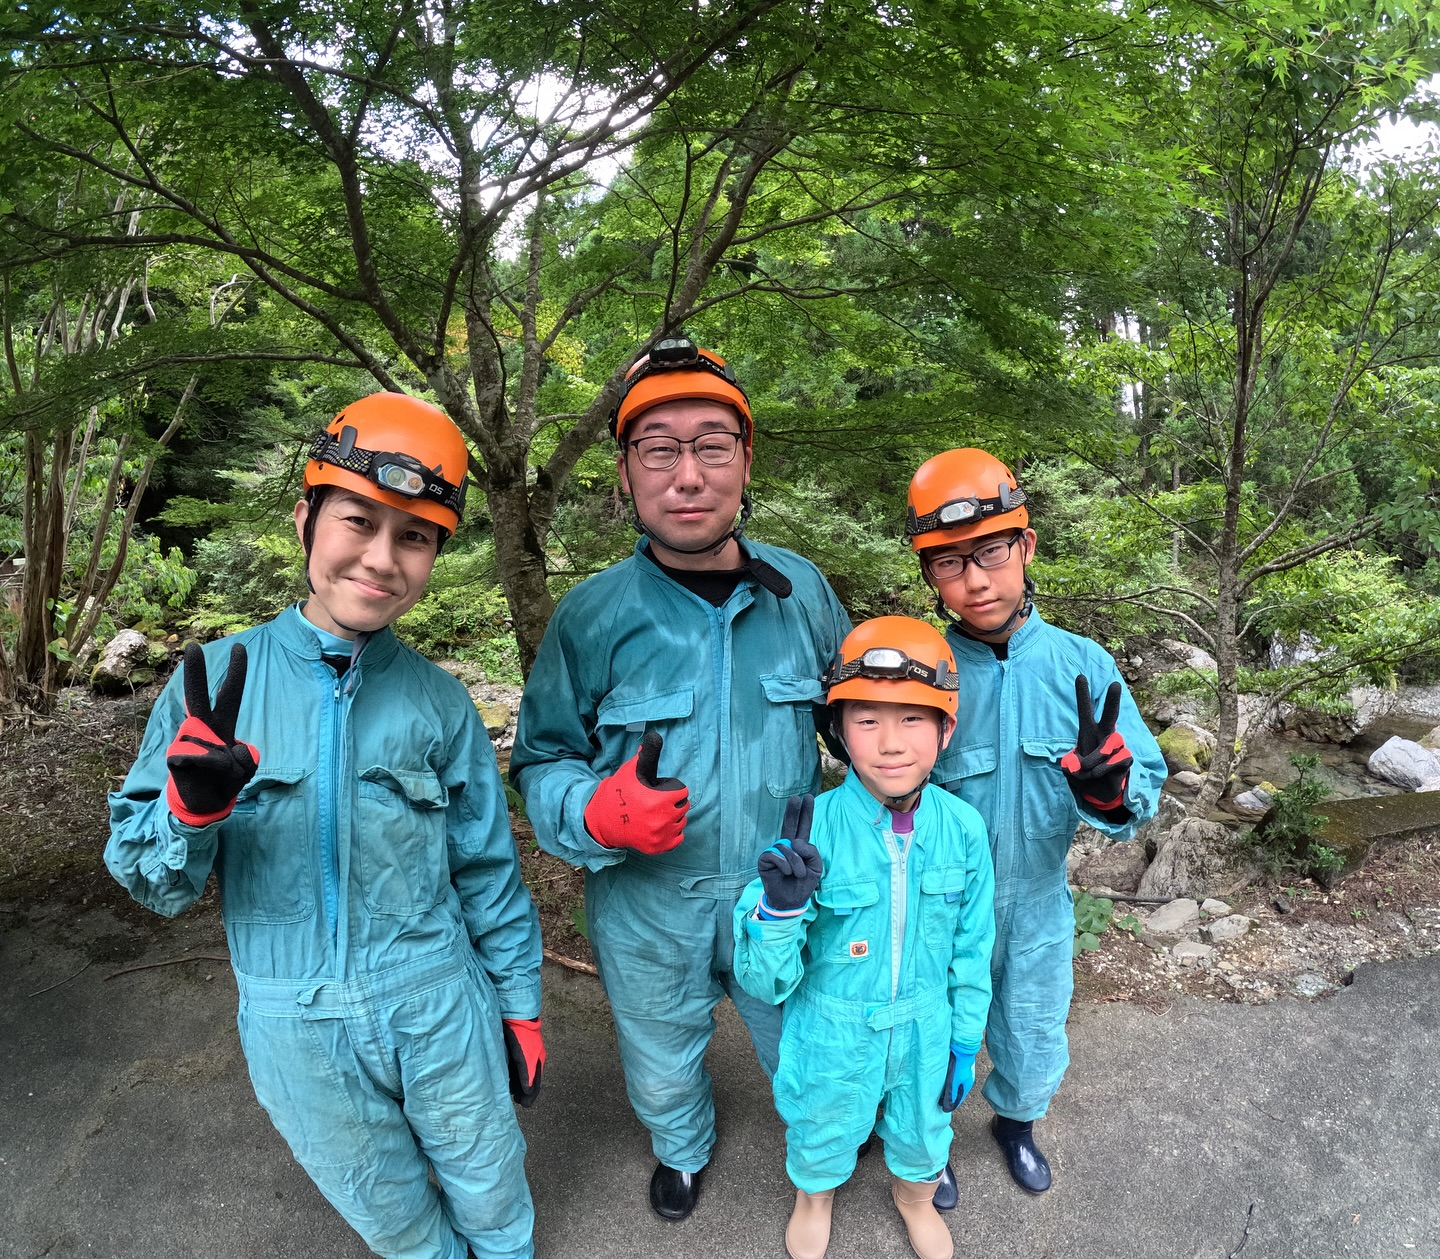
[733,616,995,1259]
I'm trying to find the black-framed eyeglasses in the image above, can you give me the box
[626,431,744,471]
[923,532,1025,580]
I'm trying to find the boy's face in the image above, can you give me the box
[294,490,440,638]
[841,700,956,803]
[924,527,1037,638]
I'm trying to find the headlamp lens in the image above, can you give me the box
[378,462,425,496]
[860,648,907,672]
[938,498,978,525]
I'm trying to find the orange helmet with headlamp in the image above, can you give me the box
[824,616,959,719]
[610,337,752,447]
[905,448,1028,551]
[304,392,469,535]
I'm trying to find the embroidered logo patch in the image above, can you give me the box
[849,940,869,958]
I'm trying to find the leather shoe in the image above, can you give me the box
[990,1116,1051,1193]
[932,1161,958,1211]
[649,1162,704,1221]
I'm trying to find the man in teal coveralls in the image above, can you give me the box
[510,337,850,1221]
[907,447,1167,1194]
[106,393,544,1258]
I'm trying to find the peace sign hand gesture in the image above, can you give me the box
[1059,675,1133,818]
[756,793,822,918]
[165,642,261,826]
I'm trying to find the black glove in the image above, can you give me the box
[1059,675,1133,822]
[756,793,821,917]
[164,643,259,825]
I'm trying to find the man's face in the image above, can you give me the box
[616,398,751,562]
[294,490,439,638]
[924,528,1037,638]
[841,700,955,803]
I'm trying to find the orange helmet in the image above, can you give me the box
[610,336,752,446]
[906,448,1028,551]
[304,393,469,533]
[824,616,959,718]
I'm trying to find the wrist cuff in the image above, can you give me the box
[756,895,808,921]
[166,778,235,828]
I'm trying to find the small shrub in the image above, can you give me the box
[1073,890,1115,956]
[1253,753,1332,874]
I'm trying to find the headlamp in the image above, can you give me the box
[824,648,959,691]
[937,498,978,525]
[308,428,467,516]
[905,484,1027,539]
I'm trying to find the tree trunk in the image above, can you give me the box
[487,478,555,676]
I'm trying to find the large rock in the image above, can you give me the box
[1157,722,1215,774]
[1138,817,1259,899]
[1229,786,1273,818]
[1278,703,1361,744]
[1157,639,1218,672]
[1420,724,1440,751]
[1133,792,1188,859]
[1146,898,1200,937]
[1367,737,1440,791]
[1267,631,1324,669]
[1071,842,1150,895]
[1204,915,1251,943]
[90,629,151,694]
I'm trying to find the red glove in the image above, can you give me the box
[1060,675,1133,819]
[583,731,688,855]
[165,643,260,826]
[502,1017,545,1107]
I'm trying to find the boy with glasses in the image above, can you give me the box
[511,338,850,1222]
[906,448,1165,1196]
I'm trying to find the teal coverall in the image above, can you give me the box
[106,606,542,1259]
[932,611,1165,1121]
[510,538,850,1173]
[732,770,994,1191]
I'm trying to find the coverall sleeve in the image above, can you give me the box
[732,876,816,1006]
[104,668,222,917]
[444,704,544,1021]
[1078,656,1167,840]
[948,809,996,1050]
[509,606,625,873]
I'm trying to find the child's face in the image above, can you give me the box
[294,490,440,638]
[841,700,955,803]
[924,527,1037,638]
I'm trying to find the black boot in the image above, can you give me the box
[932,1161,959,1211]
[649,1162,704,1221]
[990,1116,1051,1194]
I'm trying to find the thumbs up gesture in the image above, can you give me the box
[1059,676,1133,817]
[165,643,260,826]
[583,730,690,855]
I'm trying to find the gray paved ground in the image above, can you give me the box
[3,895,1437,1259]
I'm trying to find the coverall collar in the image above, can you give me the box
[947,607,1049,662]
[278,602,400,671]
[633,536,767,612]
[836,765,937,845]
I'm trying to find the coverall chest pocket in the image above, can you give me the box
[356,765,450,916]
[594,687,695,780]
[1019,739,1077,840]
[920,864,968,950]
[759,674,824,797]
[220,766,314,924]
[812,879,880,966]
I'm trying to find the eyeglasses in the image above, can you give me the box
[626,431,744,471]
[924,533,1024,580]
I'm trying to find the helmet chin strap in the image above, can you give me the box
[630,491,753,557]
[932,573,1035,641]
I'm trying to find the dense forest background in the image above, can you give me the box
[4,0,1440,812]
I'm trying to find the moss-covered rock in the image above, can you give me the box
[1158,723,1212,774]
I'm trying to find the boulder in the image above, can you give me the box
[1157,722,1214,774]
[1367,737,1440,791]
[475,701,512,739]
[90,629,151,694]
[1157,639,1217,672]
[1133,792,1188,859]
[1203,915,1251,943]
[1167,770,1205,795]
[1420,724,1440,751]
[1172,940,1215,967]
[1199,898,1230,917]
[1138,817,1259,899]
[1146,898,1200,937]
[1267,631,1324,669]
[1071,842,1150,895]
[1229,786,1272,818]
[1278,704,1361,744]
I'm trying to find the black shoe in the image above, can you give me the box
[649,1162,704,1221]
[990,1116,1051,1194]
[932,1161,958,1211]
[857,1130,877,1160]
